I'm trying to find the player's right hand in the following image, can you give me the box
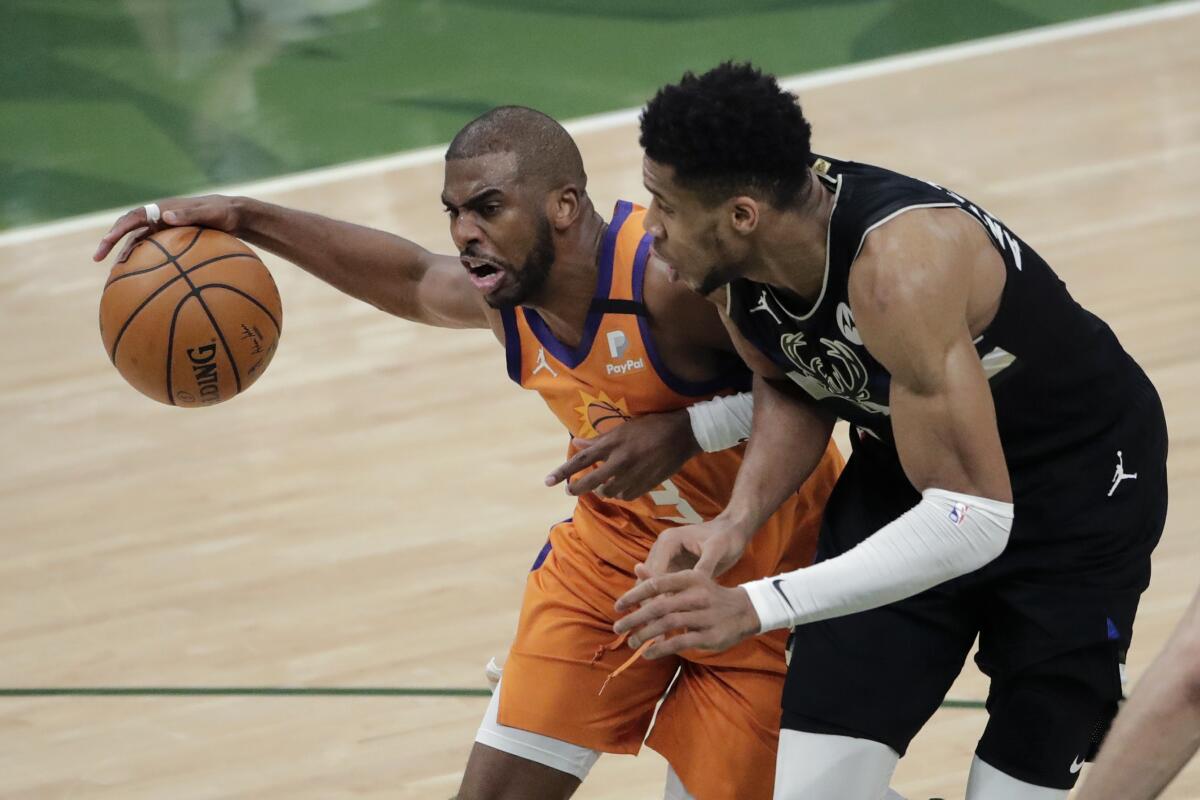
[93,195,243,264]
[638,518,749,581]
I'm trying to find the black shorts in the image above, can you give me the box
[782,384,1169,790]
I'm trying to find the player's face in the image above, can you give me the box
[443,152,555,308]
[641,156,741,297]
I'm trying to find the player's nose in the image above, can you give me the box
[642,210,664,239]
[450,212,483,251]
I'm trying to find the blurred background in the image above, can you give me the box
[2,0,1171,231]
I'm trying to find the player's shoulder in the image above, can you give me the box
[851,209,977,318]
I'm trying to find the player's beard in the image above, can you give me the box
[486,215,555,309]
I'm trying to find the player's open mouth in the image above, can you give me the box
[649,243,677,282]
[462,257,507,294]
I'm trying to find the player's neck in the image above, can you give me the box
[748,172,833,304]
[525,208,608,348]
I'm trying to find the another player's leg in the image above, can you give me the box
[773,730,899,799]
[458,677,596,800]
[966,392,1168,799]
[458,520,680,798]
[772,455,980,799]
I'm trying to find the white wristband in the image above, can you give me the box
[742,488,1014,633]
[687,391,754,452]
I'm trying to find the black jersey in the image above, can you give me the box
[727,154,1157,478]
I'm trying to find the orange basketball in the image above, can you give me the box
[99,226,282,407]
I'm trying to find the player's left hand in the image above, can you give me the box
[611,566,762,659]
[544,409,700,500]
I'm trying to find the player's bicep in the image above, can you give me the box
[851,244,1010,501]
[886,337,1010,500]
[411,254,491,329]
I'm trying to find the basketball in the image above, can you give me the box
[99,226,282,407]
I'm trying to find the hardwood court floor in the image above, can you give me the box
[1,9,1198,799]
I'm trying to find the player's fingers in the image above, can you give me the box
[565,460,619,497]
[94,209,151,261]
[642,531,691,577]
[694,541,727,577]
[115,227,151,264]
[644,630,706,660]
[544,440,609,486]
[614,571,700,617]
[628,609,704,649]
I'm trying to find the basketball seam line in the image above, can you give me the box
[147,235,245,397]
[195,284,281,334]
[163,292,196,407]
[103,227,204,289]
[107,252,258,366]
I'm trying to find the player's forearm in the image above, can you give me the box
[742,488,1012,632]
[1077,598,1200,800]
[719,375,833,538]
[233,197,433,315]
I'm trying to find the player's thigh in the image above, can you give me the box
[466,678,594,797]
[647,652,785,800]
[974,575,1141,789]
[781,583,979,756]
[501,521,680,754]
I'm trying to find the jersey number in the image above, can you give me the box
[650,478,703,524]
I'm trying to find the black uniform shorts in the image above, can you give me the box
[782,380,1168,790]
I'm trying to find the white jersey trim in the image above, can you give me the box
[766,172,843,323]
[851,201,961,263]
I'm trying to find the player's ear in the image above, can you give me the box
[729,196,759,235]
[549,185,583,231]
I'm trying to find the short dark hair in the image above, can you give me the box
[640,62,812,207]
[446,106,587,192]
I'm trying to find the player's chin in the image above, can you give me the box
[481,279,525,309]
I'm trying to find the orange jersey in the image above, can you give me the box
[499,201,837,569]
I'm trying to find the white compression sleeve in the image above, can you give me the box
[742,488,1013,633]
[687,391,753,452]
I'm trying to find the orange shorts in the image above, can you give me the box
[498,446,841,800]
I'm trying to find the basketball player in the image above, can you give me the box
[612,64,1169,799]
[1076,586,1200,800]
[92,106,843,800]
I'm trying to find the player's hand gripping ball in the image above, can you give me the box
[98,227,282,407]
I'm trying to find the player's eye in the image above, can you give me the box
[482,203,501,217]
[443,207,458,219]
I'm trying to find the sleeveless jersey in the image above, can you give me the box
[500,201,756,567]
[727,155,1154,479]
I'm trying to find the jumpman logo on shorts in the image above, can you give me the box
[750,290,782,324]
[1108,449,1138,497]
[532,347,558,377]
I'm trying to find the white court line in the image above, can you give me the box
[3,0,1198,248]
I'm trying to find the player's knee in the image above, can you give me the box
[773,729,898,799]
[977,672,1116,789]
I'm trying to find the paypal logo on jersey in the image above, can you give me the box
[605,329,645,375]
[607,330,629,359]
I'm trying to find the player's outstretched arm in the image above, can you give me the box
[93,196,489,330]
[1075,588,1200,800]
